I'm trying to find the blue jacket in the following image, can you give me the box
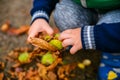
[82,23,120,53]
[30,0,120,53]
[31,0,59,23]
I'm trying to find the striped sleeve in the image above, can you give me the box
[30,0,59,23]
[31,10,49,23]
[81,25,96,49]
[81,23,120,53]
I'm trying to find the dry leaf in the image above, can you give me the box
[0,73,4,80]
[47,58,62,70]
[47,71,57,80]
[7,25,29,35]
[30,37,57,51]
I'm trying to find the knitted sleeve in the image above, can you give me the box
[30,0,59,23]
[81,22,120,53]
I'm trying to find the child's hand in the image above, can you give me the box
[27,19,54,42]
[59,28,82,54]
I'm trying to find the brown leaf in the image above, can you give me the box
[30,37,57,51]
[46,58,62,70]
[47,71,57,80]
[0,73,4,80]
[7,25,29,35]
[57,63,77,79]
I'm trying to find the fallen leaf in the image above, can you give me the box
[7,25,29,35]
[30,37,57,51]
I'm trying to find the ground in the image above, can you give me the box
[0,0,101,80]
[0,0,32,58]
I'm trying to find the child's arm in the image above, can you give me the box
[30,0,59,23]
[27,0,59,42]
[59,22,120,54]
[82,22,120,53]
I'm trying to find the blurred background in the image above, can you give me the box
[0,0,32,57]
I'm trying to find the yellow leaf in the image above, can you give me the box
[107,71,118,80]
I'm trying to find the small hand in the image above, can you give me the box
[59,28,82,54]
[27,19,54,42]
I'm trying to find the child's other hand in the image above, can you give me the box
[27,19,54,42]
[59,28,82,54]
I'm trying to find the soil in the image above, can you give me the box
[0,0,32,58]
[0,0,101,80]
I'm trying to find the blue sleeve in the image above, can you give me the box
[30,0,59,23]
[94,22,120,52]
[81,22,120,53]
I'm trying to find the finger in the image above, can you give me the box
[46,28,54,35]
[59,29,72,40]
[62,39,73,47]
[59,33,71,41]
[70,45,79,54]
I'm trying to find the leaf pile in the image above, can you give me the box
[0,33,78,80]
